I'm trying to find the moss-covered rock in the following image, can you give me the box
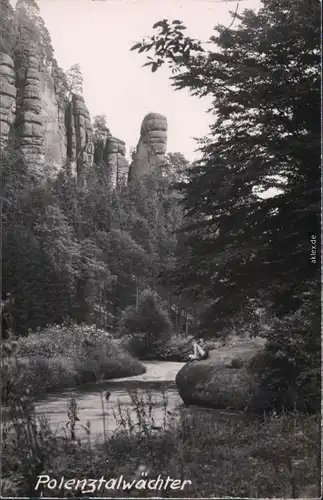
[175,339,265,411]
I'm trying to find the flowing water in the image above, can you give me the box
[34,361,187,440]
[34,361,246,441]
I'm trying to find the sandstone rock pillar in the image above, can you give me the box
[128,112,167,183]
[0,52,16,149]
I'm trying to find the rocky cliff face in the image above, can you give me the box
[0,52,16,149]
[0,0,95,182]
[65,94,93,179]
[41,65,67,177]
[0,0,68,179]
[92,128,129,188]
[0,1,167,187]
[128,113,168,183]
[15,46,46,179]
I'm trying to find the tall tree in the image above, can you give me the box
[66,63,83,99]
[131,0,321,331]
[0,0,16,55]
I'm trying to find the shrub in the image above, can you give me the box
[249,304,320,413]
[15,323,112,358]
[154,333,194,361]
[118,290,173,359]
[230,357,245,369]
[2,323,145,399]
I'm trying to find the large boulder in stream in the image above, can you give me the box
[175,339,265,411]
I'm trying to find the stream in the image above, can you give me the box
[34,361,186,440]
[34,361,246,441]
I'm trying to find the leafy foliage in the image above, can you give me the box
[130,0,321,412]
[1,143,187,335]
[132,0,321,325]
[1,1,189,337]
[130,19,203,74]
[118,289,173,358]
[66,63,83,98]
[93,114,109,137]
[2,324,145,401]
[249,300,321,412]
[15,0,55,62]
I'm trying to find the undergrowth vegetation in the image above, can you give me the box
[118,290,173,359]
[1,386,320,498]
[1,324,145,400]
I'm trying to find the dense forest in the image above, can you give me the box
[2,146,191,333]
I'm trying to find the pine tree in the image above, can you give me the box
[66,63,83,100]
[0,0,16,54]
[132,0,321,331]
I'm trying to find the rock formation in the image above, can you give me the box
[0,0,94,182]
[0,1,167,189]
[92,129,129,188]
[103,136,128,187]
[41,65,67,177]
[0,0,69,179]
[15,44,46,179]
[175,340,265,411]
[65,94,93,179]
[0,0,126,186]
[0,53,16,149]
[128,112,168,182]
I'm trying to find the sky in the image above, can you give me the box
[13,0,262,161]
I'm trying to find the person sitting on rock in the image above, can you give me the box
[188,338,209,361]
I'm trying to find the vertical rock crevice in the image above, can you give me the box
[64,93,93,181]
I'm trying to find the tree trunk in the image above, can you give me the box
[136,277,139,311]
[185,309,189,335]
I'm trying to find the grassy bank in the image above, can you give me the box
[2,324,145,399]
[1,389,320,498]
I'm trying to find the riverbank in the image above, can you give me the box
[2,388,320,498]
[2,324,146,400]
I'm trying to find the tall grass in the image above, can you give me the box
[2,382,320,498]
